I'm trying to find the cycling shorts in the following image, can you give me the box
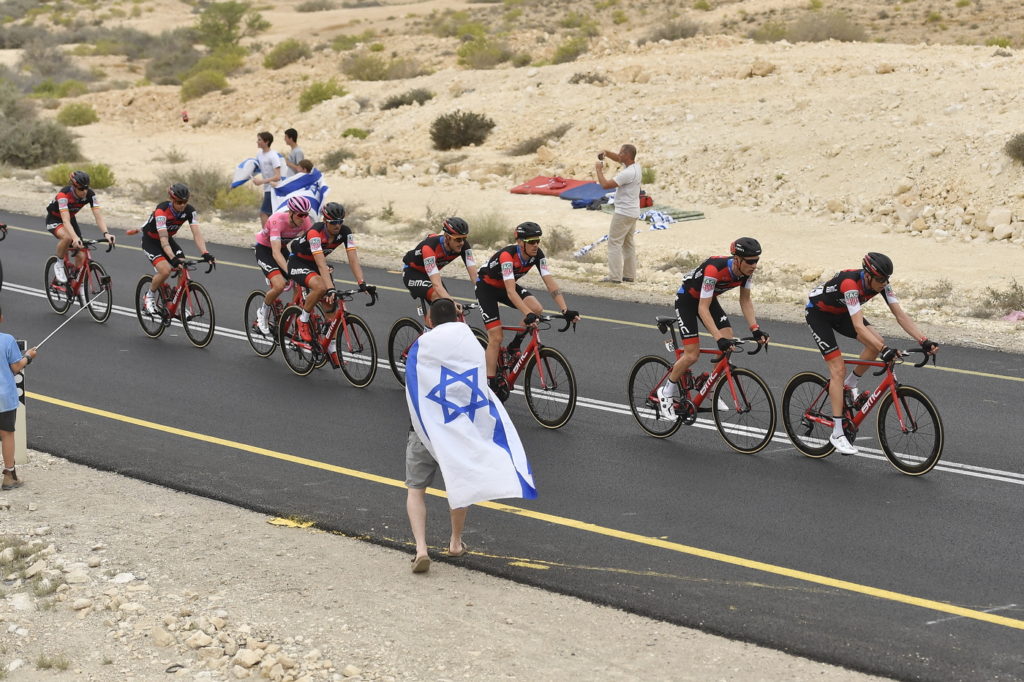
[45,215,81,239]
[805,308,871,360]
[254,243,290,280]
[286,258,319,288]
[475,281,533,330]
[402,268,438,304]
[142,235,183,267]
[674,294,730,346]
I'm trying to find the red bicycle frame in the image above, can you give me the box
[802,358,912,432]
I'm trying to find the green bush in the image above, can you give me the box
[145,30,203,85]
[786,10,866,42]
[180,69,228,101]
[568,71,608,85]
[343,127,369,139]
[641,19,700,44]
[507,123,572,156]
[430,110,495,151]
[380,87,433,110]
[342,52,427,80]
[986,36,1012,48]
[299,77,347,112]
[552,36,588,64]
[145,165,226,212]
[429,10,486,39]
[17,41,91,82]
[182,45,247,81]
[195,1,270,50]
[750,20,788,43]
[56,102,99,126]
[330,30,376,51]
[458,37,513,69]
[297,0,336,10]
[543,226,575,257]
[213,185,261,220]
[0,86,81,167]
[46,162,115,189]
[979,279,1024,316]
[1004,133,1024,164]
[31,79,88,98]
[264,38,311,69]
[321,146,355,170]
[641,166,656,184]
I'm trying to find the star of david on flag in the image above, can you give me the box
[405,321,536,509]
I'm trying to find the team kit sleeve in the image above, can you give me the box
[840,279,863,316]
[421,242,439,275]
[345,231,356,251]
[462,247,476,268]
[499,251,516,281]
[699,263,723,299]
[537,254,551,278]
[308,229,325,254]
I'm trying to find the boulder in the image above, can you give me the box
[986,207,1013,229]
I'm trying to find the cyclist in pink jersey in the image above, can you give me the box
[253,196,312,334]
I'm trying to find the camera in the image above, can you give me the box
[597,153,604,161]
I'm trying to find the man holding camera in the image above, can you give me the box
[595,144,641,284]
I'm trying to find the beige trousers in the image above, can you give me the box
[607,212,637,281]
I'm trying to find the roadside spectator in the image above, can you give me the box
[595,144,642,283]
[252,131,282,228]
[0,306,36,491]
[297,159,314,174]
[282,128,305,179]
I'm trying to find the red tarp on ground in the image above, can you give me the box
[509,176,589,196]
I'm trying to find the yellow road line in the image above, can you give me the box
[10,224,1020,382]
[27,390,1024,631]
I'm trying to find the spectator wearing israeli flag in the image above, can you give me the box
[404,298,536,574]
[252,131,282,228]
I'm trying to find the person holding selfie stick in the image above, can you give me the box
[0,306,36,491]
[594,144,642,284]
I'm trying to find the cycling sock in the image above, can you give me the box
[844,371,859,389]
[299,310,310,322]
[54,260,66,281]
[832,416,845,437]
[328,340,336,353]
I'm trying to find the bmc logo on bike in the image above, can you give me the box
[513,353,528,374]
[698,368,720,397]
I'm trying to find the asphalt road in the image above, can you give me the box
[2,209,1022,680]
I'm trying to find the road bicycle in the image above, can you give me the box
[387,302,488,386]
[781,350,943,475]
[491,312,577,429]
[134,259,216,348]
[277,287,379,387]
[243,282,325,360]
[626,316,776,454]
[43,238,114,324]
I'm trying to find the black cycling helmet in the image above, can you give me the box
[69,170,90,190]
[730,237,762,258]
[515,221,543,240]
[862,252,893,280]
[322,202,346,223]
[168,183,190,202]
[441,216,469,236]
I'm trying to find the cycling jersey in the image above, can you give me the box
[402,234,475,276]
[678,256,753,299]
[140,201,198,239]
[254,212,311,248]
[290,223,354,262]
[806,269,899,317]
[477,245,550,289]
[45,185,98,224]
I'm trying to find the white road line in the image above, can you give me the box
[927,604,1018,626]
[8,281,1024,486]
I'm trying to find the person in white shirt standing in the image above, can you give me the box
[252,131,282,228]
[595,144,642,284]
[281,128,305,179]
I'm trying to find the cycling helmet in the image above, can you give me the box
[862,252,893,280]
[322,202,346,223]
[515,221,543,240]
[441,216,469,236]
[168,183,190,202]
[730,237,762,258]
[287,196,311,215]
[69,170,90,189]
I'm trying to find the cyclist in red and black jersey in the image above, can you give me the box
[44,170,114,283]
[285,202,375,342]
[804,252,939,455]
[138,183,214,314]
[657,237,770,415]
[475,221,580,389]
[401,217,478,325]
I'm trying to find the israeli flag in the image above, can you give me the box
[405,321,536,509]
[271,168,329,215]
[230,157,259,188]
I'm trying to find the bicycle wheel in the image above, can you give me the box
[338,314,377,388]
[523,346,576,429]
[387,317,423,386]
[627,355,683,438]
[876,385,944,476]
[180,282,215,348]
[712,367,777,454]
[278,305,316,376]
[471,327,489,350]
[781,372,834,458]
[44,257,73,314]
[84,262,113,323]
[134,275,166,338]
[244,291,277,357]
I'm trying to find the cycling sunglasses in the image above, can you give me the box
[523,238,541,245]
[741,257,759,265]
[325,218,344,224]
[449,236,467,243]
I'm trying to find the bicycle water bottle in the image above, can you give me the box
[682,370,694,390]
[695,372,709,390]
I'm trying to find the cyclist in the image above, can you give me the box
[139,184,215,314]
[475,221,580,393]
[253,195,313,335]
[286,202,374,343]
[401,217,478,326]
[804,252,939,455]
[656,237,770,415]
[45,170,114,283]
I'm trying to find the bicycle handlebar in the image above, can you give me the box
[871,348,937,375]
[332,287,378,307]
[178,259,215,274]
[738,335,768,356]
[72,238,114,253]
[0,223,7,240]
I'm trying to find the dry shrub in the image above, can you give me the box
[264,38,311,69]
[430,110,496,150]
[380,87,433,110]
[46,162,115,189]
[56,102,99,126]
[299,78,347,112]
[458,37,513,69]
[552,36,588,64]
[321,147,355,170]
[568,71,608,85]
[507,123,572,156]
[640,19,700,45]
[342,52,427,80]
[1004,133,1024,164]
[180,70,228,101]
[786,10,866,42]
[0,85,81,168]
[145,166,228,213]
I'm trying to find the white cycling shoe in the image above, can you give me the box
[256,307,271,335]
[655,384,678,420]
[829,433,858,455]
[143,294,158,315]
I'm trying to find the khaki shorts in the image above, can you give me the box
[405,429,439,488]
